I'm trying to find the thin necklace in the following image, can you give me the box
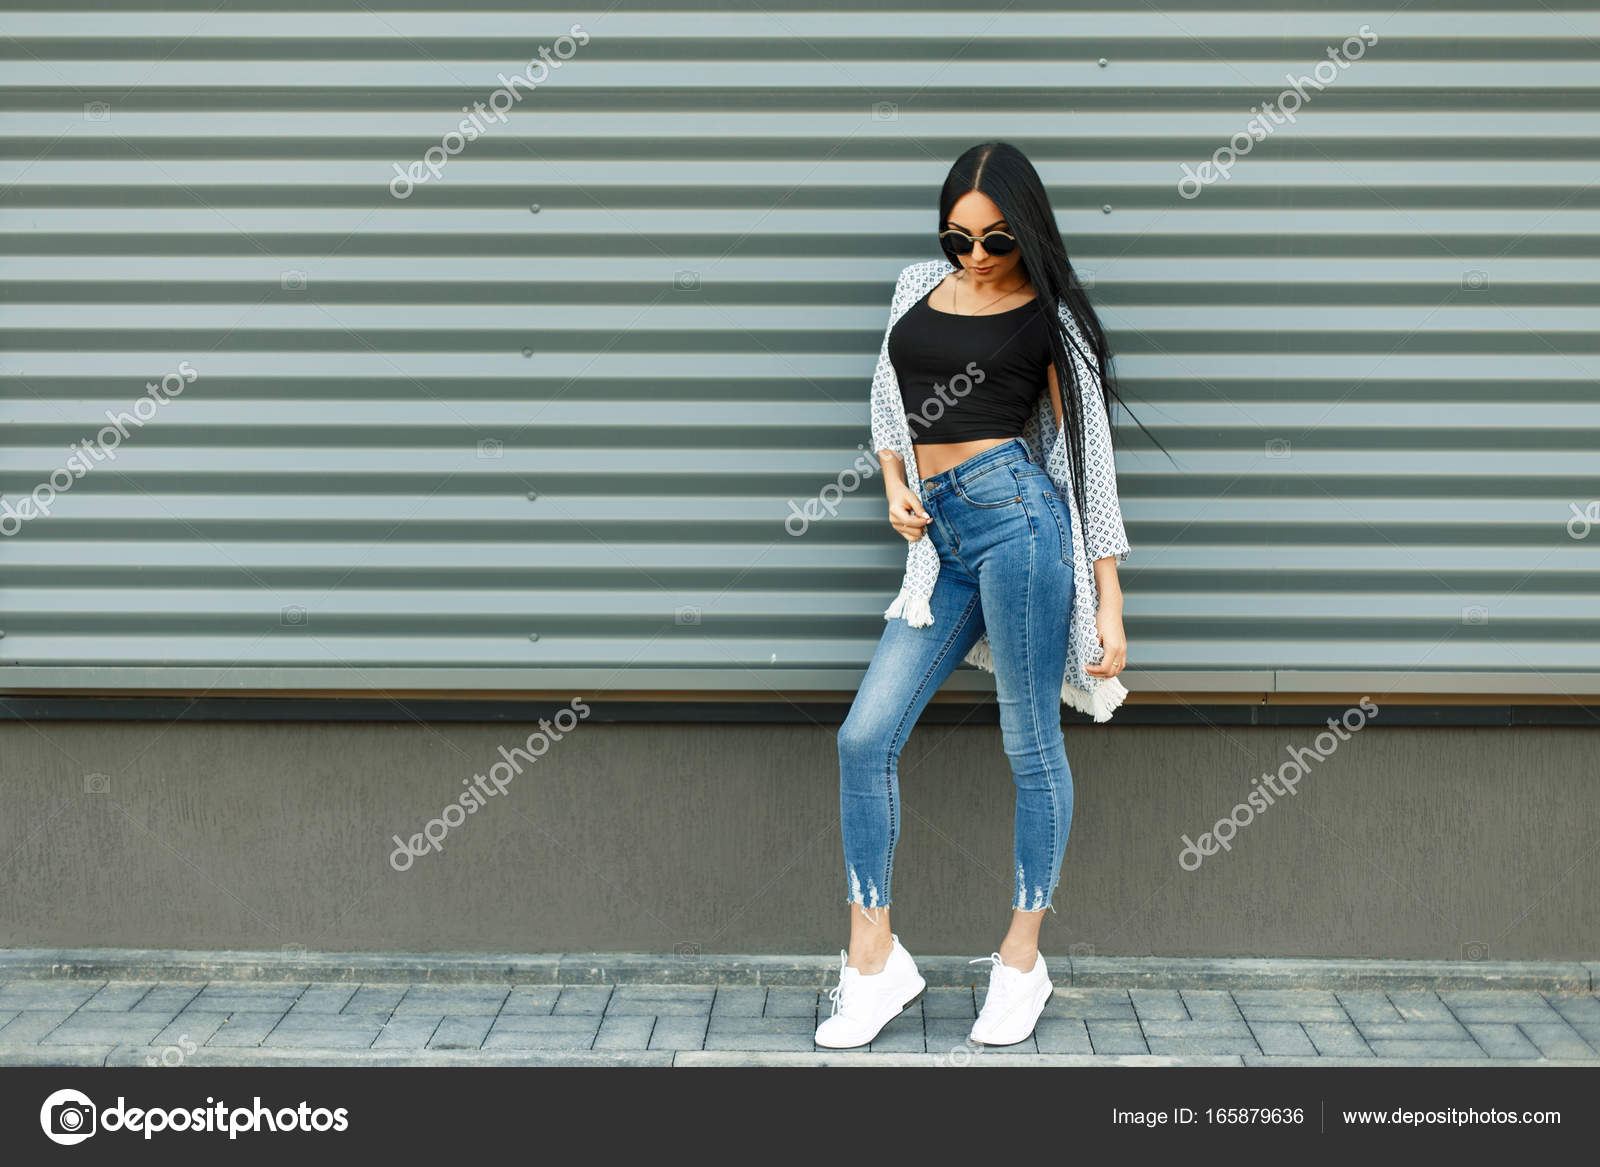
[955,271,1030,316]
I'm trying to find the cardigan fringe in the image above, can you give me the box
[882,584,933,628]
[959,632,1129,723]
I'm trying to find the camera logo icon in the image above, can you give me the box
[40,1088,97,1145]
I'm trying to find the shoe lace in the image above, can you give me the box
[970,952,1013,1010]
[827,949,852,1016]
[969,952,1005,973]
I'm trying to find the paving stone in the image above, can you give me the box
[342,986,407,1014]
[133,986,204,1014]
[925,1019,1037,1054]
[0,983,103,1011]
[1180,991,1243,1021]
[373,1015,442,1049]
[1464,1023,1543,1059]
[763,989,820,1019]
[1129,989,1188,1020]
[482,1024,598,1051]
[151,1013,229,1055]
[1437,990,1560,1023]
[552,986,613,1016]
[1354,1021,1472,1042]
[698,1031,815,1052]
[1385,992,1455,1023]
[1140,1019,1254,1039]
[702,1015,815,1052]
[1086,1019,1148,1054]
[1147,1035,1261,1056]
[1334,991,1402,1025]
[393,987,509,1016]
[1033,1019,1093,1054]
[708,1015,817,1038]
[710,988,767,1017]
[1544,994,1600,1027]
[190,987,305,1013]
[0,1011,73,1043]
[1,1045,117,1067]
[487,1014,603,1035]
[289,985,358,1014]
[648,1015,708,1051]
[1303,1021,1373,1057]
[927,1038,981,1066]
[1447,1002,1562,1024]
[593,1015,656,1050]
[1234,993,1348,1022]
[1231,989,1340,1008]
[1042,989,1134,1021]
[1570,1022,1600,1048]
[42,1013,171,1045]
[427,1015,494,1050]
[499,986,561,1015]
[1368,1040,1485,1059]
[606,987,714,1017]
[1249,1021,1316,1055]
[923,988,976,1019]
[1438,990,1549,1008]
[204,1012,289,1047]
[870,1010,925,1053]
[81,983,155,1011]
[1518,1022,1597,1059]
[266,1016,382,1049]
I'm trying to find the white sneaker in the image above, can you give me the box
[969,951,1054,1046]
[814,933,927,1049]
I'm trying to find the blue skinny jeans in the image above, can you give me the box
[838,437,1077,914]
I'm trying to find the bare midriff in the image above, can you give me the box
[913,437,1019,479]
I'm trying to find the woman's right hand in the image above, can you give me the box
[887,482,932,543]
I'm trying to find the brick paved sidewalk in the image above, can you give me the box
[4,961,1599,1067]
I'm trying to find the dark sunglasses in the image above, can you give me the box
[939,228,1018,257]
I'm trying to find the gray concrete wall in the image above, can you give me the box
[1,718,1595,960]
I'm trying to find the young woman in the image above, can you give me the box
[816,142,1133,1049]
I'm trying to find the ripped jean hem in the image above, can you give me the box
[1011,899,1058,914]
[845,898,891,924]
[1012,875,1061,914]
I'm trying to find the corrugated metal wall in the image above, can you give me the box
[3,2,1598,698]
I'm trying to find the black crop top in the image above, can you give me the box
[888,288,1053,443]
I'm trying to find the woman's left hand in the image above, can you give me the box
[1086,609,1127,678]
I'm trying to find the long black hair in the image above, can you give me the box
[937,141,1164,525]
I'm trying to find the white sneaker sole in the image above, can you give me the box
[970,975,1054,1046]
[814,974,927,1049]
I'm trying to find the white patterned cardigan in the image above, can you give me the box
[868,258,1132,723]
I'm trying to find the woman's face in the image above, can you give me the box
[944,189,1023,282]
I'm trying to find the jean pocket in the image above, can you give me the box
[958,464,1023,509]
[1040,490,1073,564]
